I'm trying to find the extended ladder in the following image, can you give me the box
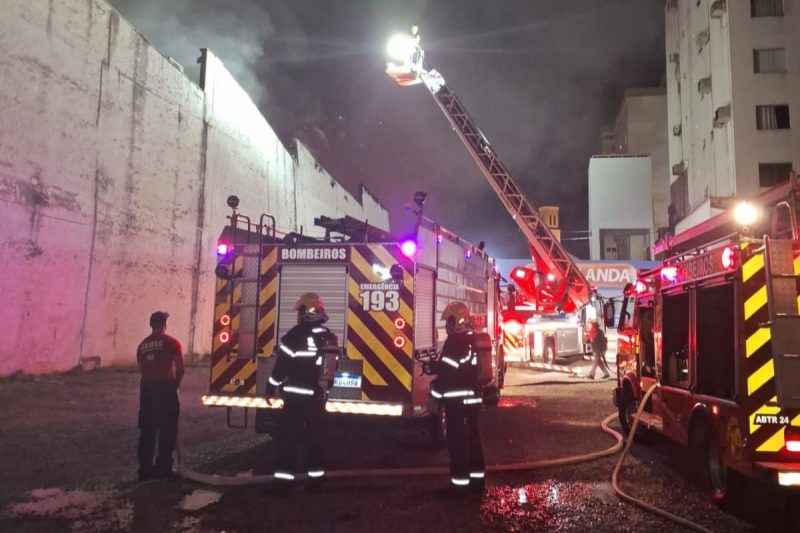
[387,31,591,311]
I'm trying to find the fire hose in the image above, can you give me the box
[176,385,710,531]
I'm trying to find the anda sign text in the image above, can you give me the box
[578,263,638,288]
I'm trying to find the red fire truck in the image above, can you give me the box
[202,201,505,440]
[613,176,800,498]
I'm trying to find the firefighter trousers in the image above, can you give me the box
[444,401,485,487]
[274,395,326,486]
[138,380,179,479]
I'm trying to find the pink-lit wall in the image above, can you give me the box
[0,0,388,375]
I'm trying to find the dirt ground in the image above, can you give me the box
[0,363,796,532]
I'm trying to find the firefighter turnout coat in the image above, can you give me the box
[431,331,489,488]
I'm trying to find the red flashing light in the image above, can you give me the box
[394,317,407,329]
[722,245,738,270]
[216,242,229,256]
[514,268,527,280]
[503,320,523,335]
[393,335,406,348]
[218,331,231,343]
[635,281,648,294]
[436,234,444,244]
[220,314,231,326]
[661,267,678,282]
[465,248,473,259]
[711,405,719,416]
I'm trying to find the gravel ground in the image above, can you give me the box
[0,363,796,532]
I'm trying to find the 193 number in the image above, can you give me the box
[359,290,400,312]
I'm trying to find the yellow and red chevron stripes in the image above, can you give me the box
[258,247,278,359]
[503,330,522,351]
[209,247,278,396]
[740,242,800,454]
[346,245,414,402]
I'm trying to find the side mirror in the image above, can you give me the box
[603,301,615,329]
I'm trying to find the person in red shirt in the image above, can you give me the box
[136,311,184,481]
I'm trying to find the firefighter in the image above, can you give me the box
[266,292,338,495]
[587,321,610,380]
[431,302,488,494]
[136,311,184,481]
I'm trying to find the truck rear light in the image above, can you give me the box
[218,331,231,343]
[778,472,800,487]
[635,281,647,294]
[393,335,406,348]
[220,314,231,326]
[216,242,229,256]
[785,429,800,453]
[394,317,406,329]
[503,320,522,335]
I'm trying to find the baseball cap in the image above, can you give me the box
[149,311,170,328]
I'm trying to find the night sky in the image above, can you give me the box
[108,0,665,259]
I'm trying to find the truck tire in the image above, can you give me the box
[428,405,447,450]
[483,386,500,406]
[543,339,555,365]
[690,419,727,503]
[618,388,649,443]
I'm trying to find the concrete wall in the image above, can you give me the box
[588,156,653,260]
[0,0,388,375]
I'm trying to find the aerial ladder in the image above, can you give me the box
[385,27,591,313]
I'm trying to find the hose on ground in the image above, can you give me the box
[175,413,623,486]
[610,383,712,533]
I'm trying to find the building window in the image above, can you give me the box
[759,163,794,187]
[753,48,787,73]
[756,105,790,130]
[599,229,651,261]
[751,0,784,17]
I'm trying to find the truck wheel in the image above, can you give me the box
[483,386,500,406]
[543,340,555,364]
[618,391,649,442]
[690,420,727,503]
[428,406,447,450]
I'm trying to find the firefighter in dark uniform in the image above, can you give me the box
[136,311,184,481]
[431,302,489,494]
[267,293,338,495]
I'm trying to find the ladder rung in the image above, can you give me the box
[774,313,800,319]
[770,273,800,279]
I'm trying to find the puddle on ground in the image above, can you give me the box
[179,489,223,511]
[481,480,615,531]
[497,396,538,409]
[10,487,115,519]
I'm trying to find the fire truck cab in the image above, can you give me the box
[614,177,800,498]
[202,200,506,441]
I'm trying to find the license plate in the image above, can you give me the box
[334,375,362,388]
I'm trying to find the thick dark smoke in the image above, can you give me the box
[108,0,664,259]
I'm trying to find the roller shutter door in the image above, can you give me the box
[277,265,348,342]
[415,268,435,349]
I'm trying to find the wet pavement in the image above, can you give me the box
[1,363,798,531]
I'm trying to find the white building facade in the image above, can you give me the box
[666,0,800,233]
[588,88,669,261]
[588,155,654,260]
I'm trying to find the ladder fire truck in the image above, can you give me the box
[201,196,505,437]
[386,28,594,366]
[614,175,800,497]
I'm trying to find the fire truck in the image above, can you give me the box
[201,199,505,438]
[613,175,800,498]
[500,266,592,365]
[386,27,594,367]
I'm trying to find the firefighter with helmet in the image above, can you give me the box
[431,301,490,494]
[266,292,338,495]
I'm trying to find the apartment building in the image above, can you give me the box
[666,0,800,232]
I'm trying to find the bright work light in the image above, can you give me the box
[733,202,759,226]
[386,34,417,63]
